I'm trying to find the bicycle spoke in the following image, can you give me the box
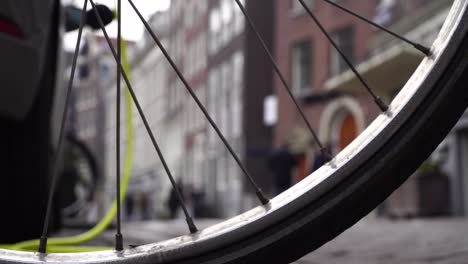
[298,0,388,112]
[89,0,198,234]
[38,0,89,254]
[234,0,332,161]
[115,0,123,251]
[320,0,431,56]
[128,0,269,205]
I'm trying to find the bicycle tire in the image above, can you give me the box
[0,0,467,263]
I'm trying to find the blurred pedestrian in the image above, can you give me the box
[311,151,328,172]
[268,145,297,195]
[310,143,333,173]
[167,180,184,219]
[140,193,150,220]
[125,195,135,220]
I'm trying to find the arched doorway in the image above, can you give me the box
[319,97,365,155]
[338,112,358,151]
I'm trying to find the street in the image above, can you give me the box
[89,217,468,263]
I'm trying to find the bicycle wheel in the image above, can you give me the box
[1,0,468,263]
[59,133,100,224]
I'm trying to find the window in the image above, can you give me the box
[221,0,233,25]
[208,68,221,147]
[291,0,314,16]
[232,52,244,137]
[233,0,245,33]
[220,0,234,46]
[291,40,313,93]
[232,51,244,89]
[210,0,243,55]
[330,27,354,76]
[208,69,220,114]
[209,8,221,54]
[220,62,231,133]
[373,0,396,26]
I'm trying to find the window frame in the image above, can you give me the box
[329,26,355,77]
[291,38,314,95]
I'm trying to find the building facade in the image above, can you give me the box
[106,0,277,218]
[273,0,460,216]
[169,0,210,216]
[204,0,276,216]
[102,11,172,220]
[149,0,278,217]
[274,0,379,180]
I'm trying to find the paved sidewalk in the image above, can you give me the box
[297,218,468,264]
[86,218,468,263]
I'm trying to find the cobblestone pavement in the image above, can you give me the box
[90,218,468,263]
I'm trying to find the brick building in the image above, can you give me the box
[273,0,456,216]
[273,0,379,181]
